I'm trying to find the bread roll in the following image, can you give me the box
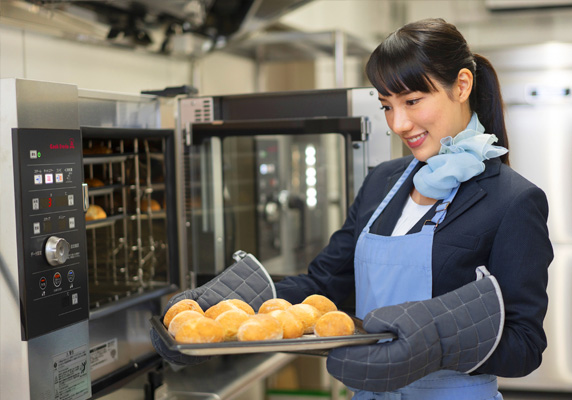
[83,145,112,155]
[141,198,161,211]
[258,298,292,314]
[287,304,321,334]
[226,299,255,315]
[215,309,250,341]
[168,310,203,337]
[268,310,304,339]
[175,317,225,344]
[237,314,283,341]
[163,299,204,328]
[314,311,355,337]
[85,205,107,221]
[205,299,254,319]
[205,301,240,320]
[85,178,105,188]
[302,294,337,316]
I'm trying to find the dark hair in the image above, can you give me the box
[366,18,509,164]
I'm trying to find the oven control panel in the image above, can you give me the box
[13,128,89,340]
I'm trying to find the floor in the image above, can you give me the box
[502,390,572,400]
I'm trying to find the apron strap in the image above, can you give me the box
[422,184,461,229]
[363,158,419,234]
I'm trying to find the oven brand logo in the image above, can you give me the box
[50,138,75,150]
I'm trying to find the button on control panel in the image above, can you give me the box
[13,128,89,340]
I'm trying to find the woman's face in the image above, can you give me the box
[378,75,472,162]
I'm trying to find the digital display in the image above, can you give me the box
[38,195,68,209]
[58,218,67,230]
[39,197,52,209]
[54,196,68,207]
[43,220,52,233]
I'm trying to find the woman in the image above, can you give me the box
[152,18,552,400]
[276,18,553,399]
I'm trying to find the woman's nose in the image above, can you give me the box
[390,108,413,135]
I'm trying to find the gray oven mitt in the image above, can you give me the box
[327,266,504,392]
[151,250,276,365]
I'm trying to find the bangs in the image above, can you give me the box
[366,38,437,97]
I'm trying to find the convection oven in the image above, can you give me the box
[0,78,184,399]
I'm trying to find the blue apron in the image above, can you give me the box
[353,158,502,400]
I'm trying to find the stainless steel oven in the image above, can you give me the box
[177,88,392,291]
[0,78,184,399]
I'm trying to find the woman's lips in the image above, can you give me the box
[406,132,428,149]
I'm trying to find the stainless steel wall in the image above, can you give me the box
[486,44,572,393]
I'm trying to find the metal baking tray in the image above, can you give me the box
[150,315,395,356]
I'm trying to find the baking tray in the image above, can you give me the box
[150,315,395,357]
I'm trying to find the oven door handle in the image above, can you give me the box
[82,183,89,212]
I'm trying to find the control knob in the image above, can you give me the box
[45,236,70,266]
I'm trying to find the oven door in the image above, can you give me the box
[185,117,368,283]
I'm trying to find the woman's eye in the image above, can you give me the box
[380,105,391,111]
[406,98,421,106]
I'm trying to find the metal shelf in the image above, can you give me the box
[87,184,125,196]
[83,153,135,165]
[86,214,125,229]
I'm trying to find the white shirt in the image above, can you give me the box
[391,195,434,236]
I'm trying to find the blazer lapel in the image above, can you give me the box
[435,158,502,231]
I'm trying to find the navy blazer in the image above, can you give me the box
[276,155,553,378]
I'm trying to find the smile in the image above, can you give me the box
[406,132,428,147]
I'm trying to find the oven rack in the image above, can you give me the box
[82,133,172,309]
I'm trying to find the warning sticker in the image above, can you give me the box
[53,345,90,400]
[90,338,118,371]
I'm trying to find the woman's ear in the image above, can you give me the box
[456,68,473,103]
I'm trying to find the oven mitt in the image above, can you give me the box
[151,250,277,365]
[327,266,504,392]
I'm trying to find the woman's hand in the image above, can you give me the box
[326,268,504,392]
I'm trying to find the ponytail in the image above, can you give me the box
[471,54,510,165]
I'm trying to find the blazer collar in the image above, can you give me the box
[375,157,502,234]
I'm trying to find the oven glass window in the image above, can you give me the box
[188,133,348,281]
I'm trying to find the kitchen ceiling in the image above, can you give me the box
[3,0,314,55]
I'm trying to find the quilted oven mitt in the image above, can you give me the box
[327,266,504,392]
[151,250,276,365]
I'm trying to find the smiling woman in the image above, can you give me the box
[367,18,510,166]
[273,18,552,400]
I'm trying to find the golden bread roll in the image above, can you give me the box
[83,145,112,155]
[268,310,304,339]
[302,294,337,316]
[205,299,254,319]
[215,309,250,341]
[175,317,224,344]
[226,299,255,315]
[258,298,292,314]
[141,198,161,211]
[163,299,204,328]
[85,177,105,188]
[314,311,355,337]
[85,205,107,221]
[205,301,240,320]
[237,314,283,341]
[168,310,204,337]
[287,304,322,334]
